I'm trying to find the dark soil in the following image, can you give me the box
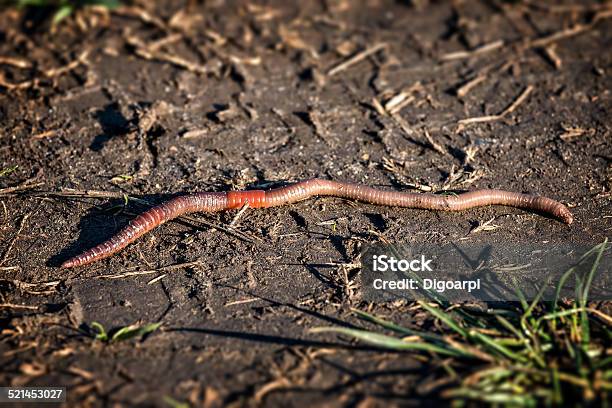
[0,0,610,406]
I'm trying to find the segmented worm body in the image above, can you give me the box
[61,178,573,268]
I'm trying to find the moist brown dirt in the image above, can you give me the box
[0,0,610,406]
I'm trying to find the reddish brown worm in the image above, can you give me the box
[61,178,573,268]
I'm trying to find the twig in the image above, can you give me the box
[440,40,505,61]
[147,274,166,285]
[468,217,500,235]
[457,85,533,128]
[0,303,39,310]
[587,308,612,325]
[112,6,168,30]
[0,56,32,68]
[225,298,259,307]
[524,1,612,13]
[404,182,433,192]
[0,182,45,196]
[0,279,60,295]
[98,259,204,280]
[500,85,534,116]
[370,97,387,116]
[385,94,415,115]
[35,189,129,200]
[278,24,319,59]
[31,130,59,140]
[0,73,33,90]
[229,201,251,227]
[0,50,89,90]
[1,211,33,266]
[559,125,595,141]
[545,11,610,50]
[254,378,292,403]
[390,112,415,136]
[147,33,182,51]
[542,45,562,69]
[455,60,513,98]
[441,11,612,65]
[423,129,447,156]
[135,47,209,74]
[527,18,605,49]
[125,34,210,75]
[456,75,487,98]
[327,43,387,76]
[390,113,446,156]
[43,50,90,78]
[179,214,259,244]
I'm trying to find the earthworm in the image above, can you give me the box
[60,178,573,268]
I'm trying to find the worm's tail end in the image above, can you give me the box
[60,242,118,268]
[559,206,573,225]
[61,259,75,269]
[60,193,229,268]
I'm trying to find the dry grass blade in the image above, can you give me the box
[310,327,471,358]
[125,34,210,75]
[0,182,45,196]
[97,260,204,280]
[468,218,500,235]
[1,211,34,266]
[0,56,32,68]
[0,303,39,310]
[457,85,533,129]
[327,43,387,76]
[559,125,595,141]
[423,130,447,156]
[440,40,505,61]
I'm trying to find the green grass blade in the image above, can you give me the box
[469,330,528,364]
[580,239,607,345]
[310,327,471,358]
[595,356,612,370]
[522,281,548,321]
[0,165,18,177]
[551,367,562,404]
[418,301,468,338]
[52,4,72,25]
[351,308,445,343]
[111,322,161,342]
[553,240,607,311]
[538,307,588,322]
[495,315,524,340]
[85,0,121,8]
[18,0,51,6]
[513,283,529,312]
[444,388,536,405]
[163,396,190,408]
[553,265,578,312]
[495,315,545,367]
[581,239,608,305]
[90,321,108,341]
